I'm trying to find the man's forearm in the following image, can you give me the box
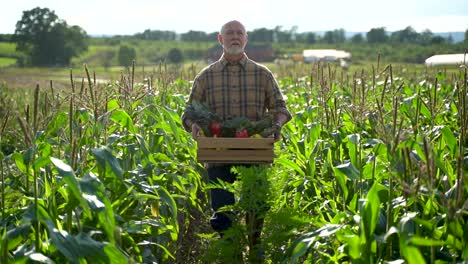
[274,113,290,127]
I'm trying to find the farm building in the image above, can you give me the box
[302,49,351,64]
[425,53,467,66]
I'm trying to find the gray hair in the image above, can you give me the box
[220,20,246,34]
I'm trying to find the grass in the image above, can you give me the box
[70,40,214,66]
[0,62,205,92]
[0,57,16,67]
[0,42,17,57]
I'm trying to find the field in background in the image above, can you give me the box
[1,35,465,100]
[0,34,465,69]
[0,42,16,56]
[0,57,16,67]
[0,42,18,67]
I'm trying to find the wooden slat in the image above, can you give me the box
[197,137,274,149]
[196,137,275,164]
[197,149,274,163]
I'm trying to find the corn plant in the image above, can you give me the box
[0,61,466,263]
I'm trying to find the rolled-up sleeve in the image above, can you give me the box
[265,71,292,123]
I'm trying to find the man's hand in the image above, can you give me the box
[191,123,203,139]
[272,124,281,142]
[262,124,282,142]
[271,113,289,142]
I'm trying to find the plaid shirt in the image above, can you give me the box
[182,54,291,130]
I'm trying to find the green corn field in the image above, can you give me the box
[0,61,467,263]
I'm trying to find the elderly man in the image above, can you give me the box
[181,20,292,257]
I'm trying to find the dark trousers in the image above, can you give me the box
[207,165,237,233]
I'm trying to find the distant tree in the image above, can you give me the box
[295,32,316,44]
[181,30,210,41]
[321,29,345,44]
[167,48,183,63]
[350,33,364,43]
[367,27,388,43]
[207,32,218,40]
[334,29,346,43]
[430,36,446,45]
[272,26,291,43]
[391,26,419,43]
[322,31,335,44]
[248,28,274,42]
[104,37,121,46]
[418,29,434,45]
[135,29,176,41]
[465,29,468,43]
[118,45,136,66]
[417,30,446,45]
[13,7,88,66]
[305,32,317,44]
[0,34,13,42]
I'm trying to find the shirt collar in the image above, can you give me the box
[220,53,248,70]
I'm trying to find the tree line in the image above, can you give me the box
[133,26,464,46]
[1,7,468,67]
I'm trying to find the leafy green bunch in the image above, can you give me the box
[184,101,275,137]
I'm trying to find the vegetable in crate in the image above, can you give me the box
[209,121,223,137]
[184,101,277,138]
[222,114,274,137]
[235,128,249,138]
[183,101,220,137]
[250,114,275,137]
[221,116,251,137]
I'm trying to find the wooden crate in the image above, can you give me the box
[197,137,275,164]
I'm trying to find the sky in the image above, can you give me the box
[1,0,467,36]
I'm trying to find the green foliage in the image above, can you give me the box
[0,62,467,263]
[232,166,272,214]
[180,30,217,42]
[134,29,177,41]
[167,48,184,64]
[0,57,16,67]
[0,34,13,42]
[0,42,19,57]
[13,7,88,66]
[2,22,466,68]
[117,44,136,66]
[350,33,364,44]
[322,29,346,44]
[184,101,274,137]
[3,31,463,68]
[0,67,205,263]
[367,27,388,43]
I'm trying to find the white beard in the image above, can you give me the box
[224,45,244,55]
